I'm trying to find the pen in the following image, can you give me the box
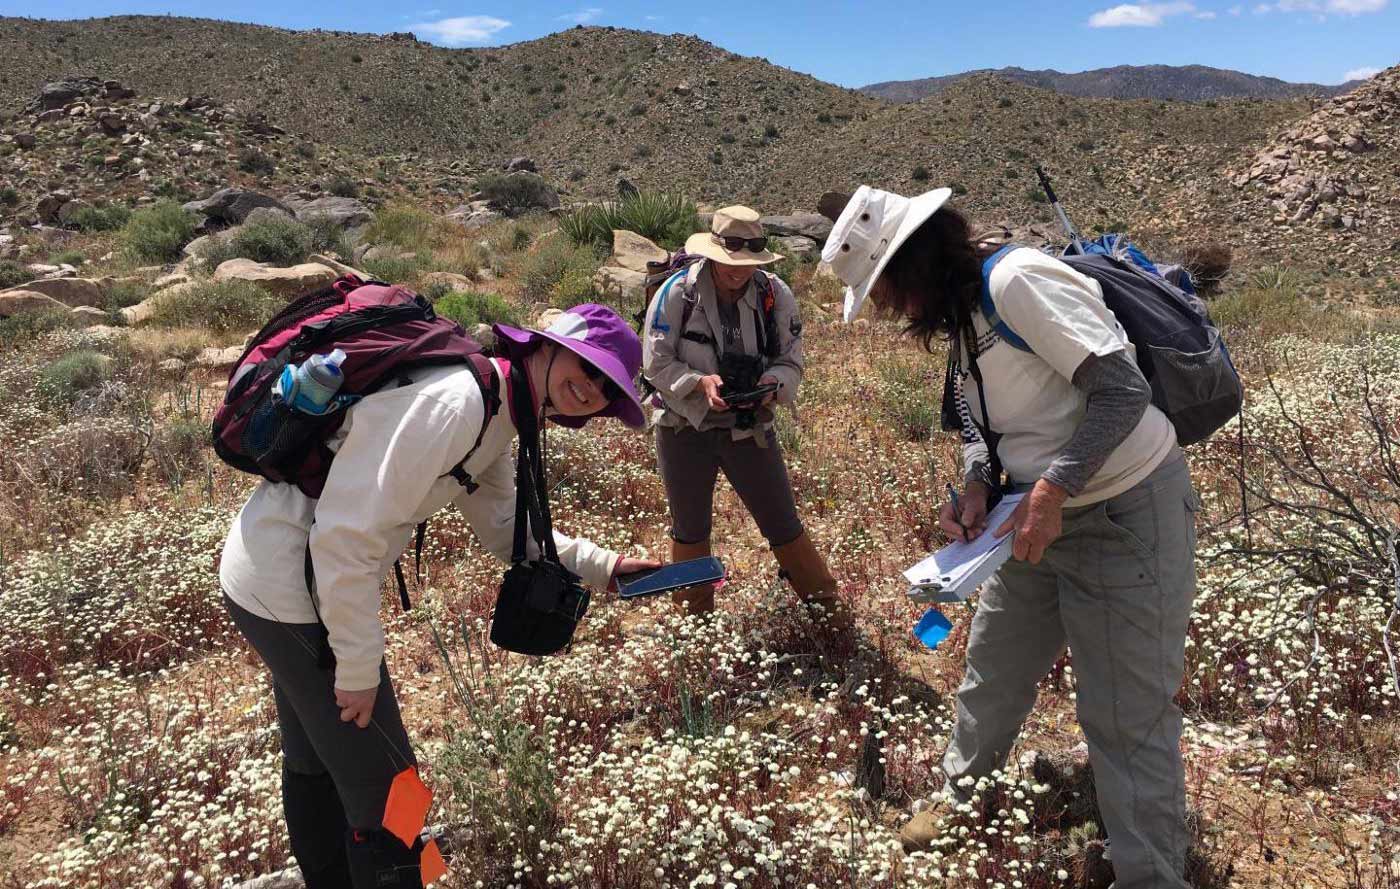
[946,483,969,538]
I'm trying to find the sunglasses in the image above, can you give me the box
[582,361,624,402]
[713,234,768,253]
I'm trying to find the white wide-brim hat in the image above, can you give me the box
[820,185,952,322]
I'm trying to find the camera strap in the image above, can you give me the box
[509,362,561,566]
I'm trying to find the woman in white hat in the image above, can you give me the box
[823,187,1198,889]
[640,206,850,631]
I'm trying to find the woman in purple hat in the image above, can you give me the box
[219,303,655,889]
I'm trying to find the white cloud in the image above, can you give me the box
[408,15,511,46]
[1229,3,1243,12]
[1196,9,1218,16]
[1327,0,1387,12]
[1088,2,1197,26]
[557,7,604,23]
[1344,66,1382,80]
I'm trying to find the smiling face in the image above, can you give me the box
[537,344,614,419]
[710,261,757,295]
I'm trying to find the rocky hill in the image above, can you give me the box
[862,64,1359,103]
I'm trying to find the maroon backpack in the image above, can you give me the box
[212,275,501,501]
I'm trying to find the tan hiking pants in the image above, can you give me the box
[942,453,1200,889]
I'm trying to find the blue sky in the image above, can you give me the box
[11,1,1397,87]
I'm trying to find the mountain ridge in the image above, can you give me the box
[861,64,1361,103]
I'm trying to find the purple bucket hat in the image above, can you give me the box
[492,303,645,429]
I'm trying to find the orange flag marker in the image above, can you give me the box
[420,837,448,885]
[382,767,433,848]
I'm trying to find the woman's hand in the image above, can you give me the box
[608,556,663,592]
[335,685,378,729]
[758,374,781,406]
[996,479,1069,564]
[698,375,729,411]
[939,481,991,542]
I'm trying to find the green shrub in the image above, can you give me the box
[517,238,600,306]
[364,204,439,250]
[48,249,85,267]
[1024,187,1049,204]
[146,279,282,334]
[362,252,429,284]
[559,191,697,252]
[434,290,526,329]
[326,175,360,198]
[102,280,151,319]
[0,308,76,348]
[474,173,557,213]
[0,260,31,290]
[876,355,938,442]
[210,215,314,267]
[238,148,276,175]
[912,165,930,181]
[39,350,111,406]
[68,203,132,232]
[120,201,198,263]
[0,186,18,206]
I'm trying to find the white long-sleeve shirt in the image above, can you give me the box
[219,359,620,691]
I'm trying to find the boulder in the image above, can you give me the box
[213,259,337,299]
[70,306,108,327]
[157,358,187,375]
[761,213,833,242]
[13,133,35,150]
[307,254,370,281]
[293,196,373,229]
[359,245,415,265]
[817,191,851,223]
[0,289,68,318]
[772,235,817,259]
[55,199,95,227]
[504,157,537,173]
[183,188,292,225]
[446,202,503,231]
[195,346,244,370]
[1,277,104,308]
[471,323,497,349]
[243,206,296,227]
[592,265,648,306]
[610,230,667,273]
[421,271,473,292]
[36,191,75,224]
[537,307,564,328]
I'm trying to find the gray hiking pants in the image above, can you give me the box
[942,453,1199,889]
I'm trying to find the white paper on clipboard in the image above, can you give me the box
[903,493,1024,602]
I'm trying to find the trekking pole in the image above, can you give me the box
[1035,165,1084,255]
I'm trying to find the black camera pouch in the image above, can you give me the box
[488,363,590,656]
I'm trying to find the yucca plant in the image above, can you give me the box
[560,190,697,252]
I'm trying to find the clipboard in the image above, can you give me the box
[903,493,1024,602]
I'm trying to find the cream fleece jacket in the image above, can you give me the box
[220,359,620,691]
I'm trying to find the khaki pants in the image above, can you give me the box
[942,454,1199,889]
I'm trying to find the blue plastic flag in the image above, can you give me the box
[913,608,953,650]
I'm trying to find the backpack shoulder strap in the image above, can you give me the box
[978,245,1032,353]
[754,271,780,356]
[649,268,692,335]
[446,353,501,494]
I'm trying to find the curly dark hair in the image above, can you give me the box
[869,205,986,353]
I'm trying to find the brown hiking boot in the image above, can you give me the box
[772,531,854,633]
[670,538,717,617]
[898,800,948,853]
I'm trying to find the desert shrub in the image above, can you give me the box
[68,203,132,232]
[0,186,18,206]
[363,204,440,250]
[911,165,930,181]
[48,249,86,267]
[1024,186,1049,204]
[148,415,208,488]
[237,148,275,175]
[517,238,599,306]
[875,354,938,442]
[38,350,111,406]
[218,215,315,266]
[0,308,77,347]
[474,173,556,213]
[1179,242,1233,293]
[326,174,360,198]
[17,415,147,497]
[362,252,429,284]
[301,213,353,257]
[435,290,526,329]
[120,201,197,263]
[0,259,31,289]
[102,280,150,318]
[560,191,696,252]
[146,279,281,334]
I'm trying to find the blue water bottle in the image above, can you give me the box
[275,348,348,415]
